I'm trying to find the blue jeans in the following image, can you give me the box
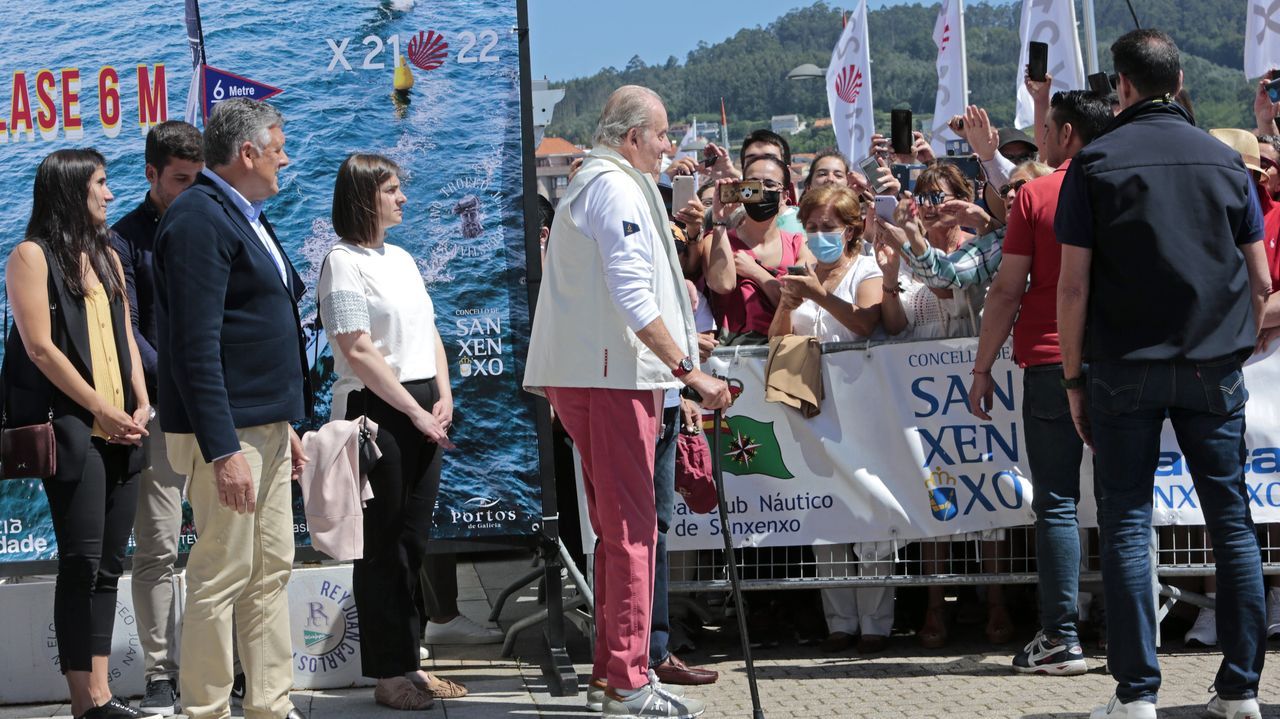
[1090,359,1265,703]
[1022,364,1086,644]
[649,405,679,667]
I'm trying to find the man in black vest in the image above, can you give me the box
[1055,29,1271,719]
[111,120,203,717]
[154,98,310,719]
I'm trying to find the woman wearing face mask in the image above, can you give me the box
[770,184,882,341]
[769,184,896,654]
[705,155,815,345]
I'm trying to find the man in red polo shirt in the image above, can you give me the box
[966,90,1113,676]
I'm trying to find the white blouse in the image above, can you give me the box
[318,240,439,421]
[790,254,883,343]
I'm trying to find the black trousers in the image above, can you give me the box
[347,379,443,679]
[42,437,140,673]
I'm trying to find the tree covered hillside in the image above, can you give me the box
[544,1,1258,147]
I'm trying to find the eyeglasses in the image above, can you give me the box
[998,179,1029,196]
[1262,156,1278,173]
[914,192,951,207]
[746,179,786,191]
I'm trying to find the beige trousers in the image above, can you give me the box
[131,414,187,683]
[169,423,295,719]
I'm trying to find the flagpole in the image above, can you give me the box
[1081,0,1098,74]
[720,97,729,150]
[957,0,970,106]
[193,0,207,63]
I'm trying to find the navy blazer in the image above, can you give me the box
[154,172,311,462]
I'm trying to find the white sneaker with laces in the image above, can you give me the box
[1185,600,1218,647]
[602,682,704,719]
[1206,695,1262,719]
[424,615,503,645]
[1090,695,1156,718]
[1266,587,1280,639]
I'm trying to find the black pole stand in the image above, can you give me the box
[710,405,766,719]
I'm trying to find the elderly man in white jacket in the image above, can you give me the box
[525,85,730,719]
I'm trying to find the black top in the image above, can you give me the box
[154,172,312,462]
[1055,98,1266,363]
[110,193,161,399]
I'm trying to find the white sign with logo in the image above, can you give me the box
[287,565,373,689]
[0,576,150,704]
[657,339,1280,552]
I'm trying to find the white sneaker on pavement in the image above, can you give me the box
[1090,695,1156,719]
[1185,599,1218,647]
[602,680,703,719]
[419,644,430,662]
[1266,587,1280,639]
[423,615,503,645]
[1206,695,1262,719]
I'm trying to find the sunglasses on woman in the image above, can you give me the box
[998,179,1029,196]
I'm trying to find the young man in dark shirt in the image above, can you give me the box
[1055,29,1271,719]
[110,120,203,716]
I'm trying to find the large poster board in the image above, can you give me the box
[0,0,542,566]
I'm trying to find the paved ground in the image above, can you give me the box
[5,555,1280,718]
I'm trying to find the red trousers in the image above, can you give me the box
[546,386,660,691]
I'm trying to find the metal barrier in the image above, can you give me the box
[660,524,1280,593]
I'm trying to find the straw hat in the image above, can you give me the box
[1209,128,1263,174]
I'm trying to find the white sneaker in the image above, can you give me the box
[1266,587,1280,639]
[419,644,430,661]
[586,680,607,712]
[424,615,503,645]
[602,682,704,719]
[1185,600,1218,647]
[1090,695,1156,718]
[1206,695,1262,719]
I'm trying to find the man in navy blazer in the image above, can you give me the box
[154,98,310,719]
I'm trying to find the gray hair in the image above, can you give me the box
[592,85,662,149]
[203,98,285,167]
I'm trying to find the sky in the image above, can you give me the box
[528,1,822,82]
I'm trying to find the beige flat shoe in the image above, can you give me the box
[423,673,468,699]
[374,676,434,710]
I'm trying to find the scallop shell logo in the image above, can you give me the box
[408,30,449,71]
[833,64,864,105]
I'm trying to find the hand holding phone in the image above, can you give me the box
[890,109,913,156]
[1027,41,1048,83]
[859,155,886,193]
[1266,76,1280,104]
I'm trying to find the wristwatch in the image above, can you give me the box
[672,356,695,378]
[1060,374,1086,390]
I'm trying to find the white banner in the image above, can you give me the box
[1246,0,1280,79]
[1015,0,1086,130]
[930,0,968,156]
[826,0,874,164]
[660,339,1280,552]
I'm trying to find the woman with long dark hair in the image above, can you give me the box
[4,149,153,719]
[317,153,464,710]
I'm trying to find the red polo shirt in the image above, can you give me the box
[1261,189,1280,291]
[1002,160,1070,367]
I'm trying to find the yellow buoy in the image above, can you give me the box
[393,54,415,91]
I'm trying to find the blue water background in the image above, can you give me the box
[0,0,542,562]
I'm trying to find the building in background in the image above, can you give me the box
[535,136,586,205]
[771,114,806,136]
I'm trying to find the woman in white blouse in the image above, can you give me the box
[317,154,461,710]
[767,183,897,654]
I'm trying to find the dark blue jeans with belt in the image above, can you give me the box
[1090,358,1265,704]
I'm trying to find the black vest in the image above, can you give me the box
[2,243,142,480]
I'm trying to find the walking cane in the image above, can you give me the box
[708,388,766,719]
